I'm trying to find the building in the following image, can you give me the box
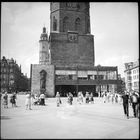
[0,56,30,92]
[31,2,121,97]
[117,74,126,93]
[124,59,139,92]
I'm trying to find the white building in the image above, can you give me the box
[124,59,139,92]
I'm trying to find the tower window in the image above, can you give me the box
[53,16,57,31]
[75,18,81,32]
[63,16,69,32]
[87,19,90,33]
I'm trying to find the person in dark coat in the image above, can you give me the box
[121,91,129,119]
[3,92,8,108]
[130,91,139,118]
[10,93,17,107]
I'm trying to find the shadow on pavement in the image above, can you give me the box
[1,116,11,120]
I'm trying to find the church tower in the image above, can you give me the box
[39,27,50,64]
[50,2,91,34]
[49,2,95,67]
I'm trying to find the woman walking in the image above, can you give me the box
[3,92,8,108]
[25,92,32,110]
[10,92,17,107]
[56,92,61,107]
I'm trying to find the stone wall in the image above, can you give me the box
[31,64,55,97]
[50,32,94,67]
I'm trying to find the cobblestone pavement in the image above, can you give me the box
[1,94,139,139]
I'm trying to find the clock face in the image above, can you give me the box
[68,32,78,43]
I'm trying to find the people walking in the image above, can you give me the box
[89,92,94,104]
[77,91,84,104]
[10,92,17,107]
[130,91,139,118]
[85,92,90,103]
[25,92,32,110]
[56,92,61,107]
[122,91,129,119]
[103,91,107,103]
[3,92,8,108]
[67,92,73,105]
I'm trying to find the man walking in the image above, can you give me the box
[122,91,129,119]
[130,91,139,118]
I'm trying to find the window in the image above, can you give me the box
[75,18,80,32]
[10,69,13,73]
[53,16,57,31]
[94,75,97,80]
[127,71,131,75]
[88,75,92,80]
[63,17,69,32]
[127,76,131,80]
[87,19,90,33]
[69,75,72,80]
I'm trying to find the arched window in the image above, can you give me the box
[87,19,90,33]
[75,18,80,32]
[53,16,57,31]
[63,16,69,32]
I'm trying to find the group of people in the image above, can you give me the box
[101,91,122,104]
[55,92,74,107]
[1,90,139,119]
[1,91,46,110]
[1,91,17,108]
[55,91,94,107]
[77,91,94,104]
[122,90,139,119]
[25,92,46,110]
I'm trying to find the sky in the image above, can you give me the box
[1,2,139,78]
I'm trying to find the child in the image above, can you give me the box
[3,92,8,108]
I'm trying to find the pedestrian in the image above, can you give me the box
[115,93,118,103]
[56,92,61,107]
[103,91,107,103]
[10,92,17,107]
[118,93,122,105]
[136,93,140,118]
[39,93,45,105]
[67,92,73,105]
[85,92,90,103]
[121,91,129,119]
[33,94,40,105]
[130,91,139,118]
[25,92,32,110]
[77,91,84,104]
[3,92,8,108]
[89,92,94,104]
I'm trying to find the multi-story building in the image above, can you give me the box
[31,2,121,97]
[124,59,139,92]
[0,56,30,92]
[117,74,126,93]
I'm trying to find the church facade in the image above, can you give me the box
[31,2,120,97]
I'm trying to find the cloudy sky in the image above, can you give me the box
[1,2,138,78]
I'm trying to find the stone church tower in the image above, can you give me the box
[39,27,50,64]
[31,2,120,98]
[49,2,95,67]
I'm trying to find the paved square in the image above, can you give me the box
[1,94,139,139]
